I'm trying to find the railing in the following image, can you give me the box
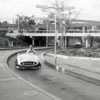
[7,30,100,35]
[22,30,55,33]
[66,30,100,33]
[22,30,100,33]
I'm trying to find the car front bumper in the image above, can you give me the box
[16,63,41,69]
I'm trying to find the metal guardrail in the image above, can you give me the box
[7,30,100,34]
[66,30,100,33]
[24,30,100,33]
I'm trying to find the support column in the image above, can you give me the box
[82,36,86,44]
[7,39,13,47]
[64,36,66,49]
[90,37,93,47]
[32,36,35,46]
[9,41,13,47]
[82,27,85,33]
[85,38,90,48]
[85,35,93,48]
[46,36,48,47]
[59,36,63,47]
[92,25,96,30]
[59,36,69,48]
[66,37,69,47]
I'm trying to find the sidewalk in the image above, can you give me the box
[0,50,62,100]
[44,53,100,85]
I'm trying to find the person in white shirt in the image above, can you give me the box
[27,45,36,54]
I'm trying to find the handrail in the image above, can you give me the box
[23,30,100,33]
[22,30,55,33]
[66,30,100,33]
[7,29,100,34]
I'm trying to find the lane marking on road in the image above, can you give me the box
[61,68,66,73]
[56,66,60,71]
[0,78,21,82]
[0,66,4,67]
[0,69,8,72]
[24,91,38,96]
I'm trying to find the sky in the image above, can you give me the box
[0,0,100,23]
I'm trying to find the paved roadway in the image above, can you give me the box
[0,49,61,100]
[8,50,100,100]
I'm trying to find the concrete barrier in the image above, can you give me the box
[44,52,100,86]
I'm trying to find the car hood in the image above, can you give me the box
[18,53,38,63]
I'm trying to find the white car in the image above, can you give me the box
[15,50,41,69]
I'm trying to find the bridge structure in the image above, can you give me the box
[6,30,100,48]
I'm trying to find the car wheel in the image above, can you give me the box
[15,60,21,69]
[15,65,20,69]
[39,62,41,67]
[37,62,41,69]
[15,60,18,66]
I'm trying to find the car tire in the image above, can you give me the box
[15,60,21,69]
[15,65,20,69]
[15,60,18,66]
[37,62,41,69]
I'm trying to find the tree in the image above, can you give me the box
[16,15,36,32]
[39,0,79,49]
[2,21,8,24]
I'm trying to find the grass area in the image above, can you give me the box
[58,48,100,58]
[56,44,100,58]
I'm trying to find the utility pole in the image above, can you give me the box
[37,5,58,56]
[37,3,75,66]
[16,14,20,32]
[37,5,58,66]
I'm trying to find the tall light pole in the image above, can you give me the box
[16,14,20,32]
[18,18,20,32]
[54,12,57,56]
[36,5,58,56]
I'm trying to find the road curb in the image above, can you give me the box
[44,53,100,61]
[44,53,100,86]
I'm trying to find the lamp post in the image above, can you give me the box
[36,5,58,55]
[37,5,58,66]
[54,12,57,56]
[18,17,20,32]
[16,14,20,32]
